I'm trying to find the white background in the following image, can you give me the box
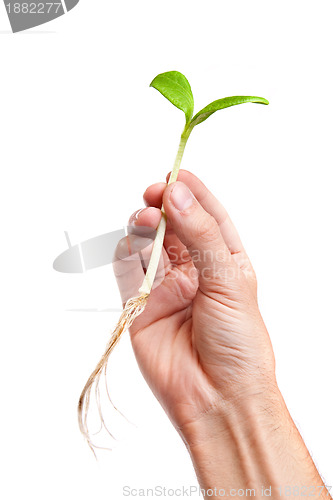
[0,1,332,498]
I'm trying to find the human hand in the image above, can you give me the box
[114,169,277,438]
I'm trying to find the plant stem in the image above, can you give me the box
[138,129,190,295]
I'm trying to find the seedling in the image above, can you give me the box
[78,71,269,453]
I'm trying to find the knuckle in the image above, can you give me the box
[193,214,220,243]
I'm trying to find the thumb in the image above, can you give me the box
[163,181,239,296]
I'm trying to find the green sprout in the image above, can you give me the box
[139,70,269,295]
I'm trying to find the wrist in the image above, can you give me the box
[180,383,327,497]
[181,381,284,450]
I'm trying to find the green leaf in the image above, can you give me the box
[188,95,269,131]
[150,71,194,125]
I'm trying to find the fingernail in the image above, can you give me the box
[129,208,146,225]
[170,183,194,211]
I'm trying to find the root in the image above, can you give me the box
[78,293,149,454]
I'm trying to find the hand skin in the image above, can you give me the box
[114,170,330,499]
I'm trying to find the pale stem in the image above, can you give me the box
[138,130,190,295]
